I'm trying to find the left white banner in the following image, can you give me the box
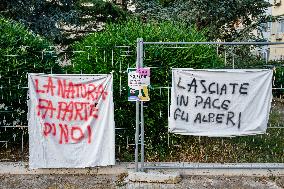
[28,74,115,169]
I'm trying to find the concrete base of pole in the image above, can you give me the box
[128,171,181,183]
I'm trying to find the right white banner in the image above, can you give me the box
[169,69,273,137]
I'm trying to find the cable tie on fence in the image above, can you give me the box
[4,54,18,57]
[72,51,85,53]
[115,46,131,48]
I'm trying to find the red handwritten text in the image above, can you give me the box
[35,77,108,100]
[43,122,92,144]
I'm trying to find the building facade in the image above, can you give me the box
[269,0,284,60]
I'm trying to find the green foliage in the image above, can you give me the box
[133,0,272,41]
[162,127,284,163]
[186,0,271,41]
[0,0,127,44]
[71,19,222,160]
[158,0,175,6]
[272,65,284,98]
[79,0,127,21]
[0,17,61,136]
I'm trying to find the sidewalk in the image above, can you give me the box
[1,162,284,189]
[1,173,284,189]
[1,162,284,176]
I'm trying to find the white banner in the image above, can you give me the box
[169,69,273,137]
[28,74,115,169]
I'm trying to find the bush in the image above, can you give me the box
[0,17,62,140]
[71,19,223,161]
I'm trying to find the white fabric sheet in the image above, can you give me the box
[169,69,273,137]
[28,74,115,169]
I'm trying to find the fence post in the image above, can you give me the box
[232,47,235,69]
[139,38,145,172]
[134,38,141,172]
[265,49,269,64]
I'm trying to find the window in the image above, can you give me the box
[274,0,281,6]
[260,22,271,32]
[277,20,284,33]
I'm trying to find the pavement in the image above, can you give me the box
[1,162,284,188]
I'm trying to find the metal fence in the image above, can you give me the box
[1,40,284,172]
[134,39,284,171]
[0,45,137,162]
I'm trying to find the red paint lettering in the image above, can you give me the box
[97,84,108,100]
[74,102,89,121]
[37,99,56,119]
[87,125,92,144]
[43,123,57,137]
[71,126,84,143]
[75,84,87,98]
[43,122,52,136]
[56,79,108,100]
[43,122,92,144]
[52,123,56,136]
[43,77,56,96]
[57,102,73,121]
[66,81,75,98]
[89,103,98,119]
[35,79,45,93]
[59,123,69,144]
[81,84,88,98]
[57,79,67,98]
[56,101,99,121]
[87,84,96,100]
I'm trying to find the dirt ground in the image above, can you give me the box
[1,174,284,189]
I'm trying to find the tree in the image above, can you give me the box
[133,0,272,41]
[111,0,131,11]
[0,0,127,44]
[0,17,62,143]
[70,19,223,160]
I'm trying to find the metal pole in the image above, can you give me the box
[216,45,219,56]
[232,47,235,69]
[265,49,269,65]
[134,38,141,172]
[21,131,24,162]
[167,86,170,147]
[139,38,145,172]
[232,54,235,69]
[224,50,227,66]
[135,100,140,172]
[143,164,284,170]
[143,41,284,45]
[140,101,144,171]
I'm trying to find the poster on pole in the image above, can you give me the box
[128,68,150,101]
[28,74,115,169]
[169,69,273,137]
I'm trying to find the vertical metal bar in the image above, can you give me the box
[265,49,268,65]
[167,85,170,147]
[21,131,24,161]
[134,38,141,172]
[139,38,145,172]
[111,49,114,67]
[232,47,235,69]
[119,60,122,97]
[135,101,140,172]
[140,101,144,171]
[224,50,227,66]
[216,45,219,56]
